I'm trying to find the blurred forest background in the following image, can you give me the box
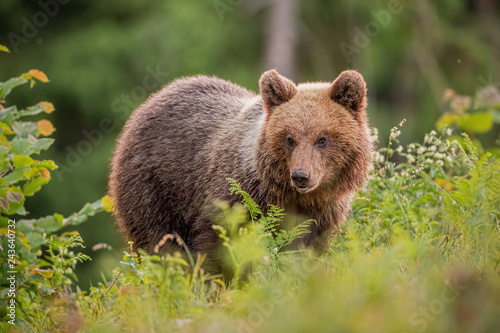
[1,0,499,289]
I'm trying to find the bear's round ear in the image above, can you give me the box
[259,70,297,114]
[329,70,367,122]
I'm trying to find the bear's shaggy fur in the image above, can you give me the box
[109,70,373,260]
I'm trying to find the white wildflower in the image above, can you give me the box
[434,152,444,159]
[390,127,401,140]
[430,130,437,136]
[425,158,433,163]
[447,156,453,162]
[379,154,385,163]
[371,127,379,142]
[417,147,426,155]
[396,145,403,153]
[446,128,453,136]
[407,155,415,164]
[428,146,437,152]
[436,160,444,167]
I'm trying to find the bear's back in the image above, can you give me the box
[109,76,256,251]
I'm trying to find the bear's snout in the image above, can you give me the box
[291,169,314,193]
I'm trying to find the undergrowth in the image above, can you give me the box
[1,44,500,332]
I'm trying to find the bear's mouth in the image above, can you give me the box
[293,183,318,194]
[296,186,311,193]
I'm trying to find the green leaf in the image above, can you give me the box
[3,169,25,185]
[23,176,49,196]
[0,145,9,157]
[0,106,18,123]
[18,105,45,117]
[459,112,493,133]
[64,199,104,226]
[11,121,37,136]
[1,192,24,214]
[13,155,34,169]
[0,77,28,100]
[33,214,63,233]
[10,138,33,155]
[32,159,58,170]
[31,138,54,151]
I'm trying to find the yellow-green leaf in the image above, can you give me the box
[33,267,54,279]
[13,155,34,169]
[459,112,493,133]
[0,44,10,53]
[19,232,31,251]
[436,113,462,131]
[102,195,114,212]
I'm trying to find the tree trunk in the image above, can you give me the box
[264,0,298,80]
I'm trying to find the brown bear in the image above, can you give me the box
[109,69,373,262]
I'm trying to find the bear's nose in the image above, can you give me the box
[291,169,309,187]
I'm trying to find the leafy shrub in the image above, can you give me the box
[0,46,111,332]
[437,85,500,155]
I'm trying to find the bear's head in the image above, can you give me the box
[258,69,373,199]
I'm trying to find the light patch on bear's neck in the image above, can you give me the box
[239,96,266,170]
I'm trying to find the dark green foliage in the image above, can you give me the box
[0,64,109,331]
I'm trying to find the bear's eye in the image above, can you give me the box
[286,136,296,148]
[316,137,327,148]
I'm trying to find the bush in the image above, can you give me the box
[0,46,110,332]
